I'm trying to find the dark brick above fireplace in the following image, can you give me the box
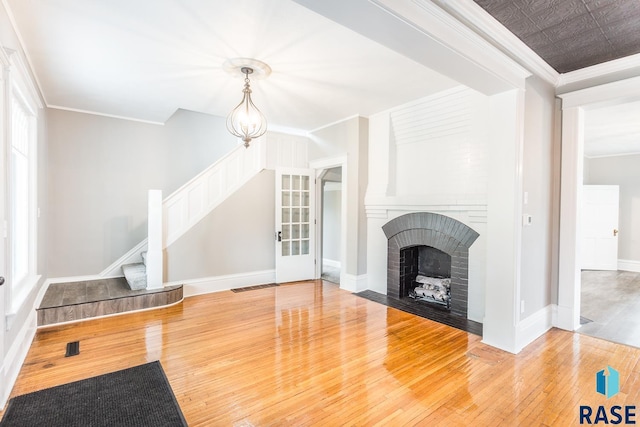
[383,212,479,318]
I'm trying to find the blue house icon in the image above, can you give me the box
[596,366,620,398]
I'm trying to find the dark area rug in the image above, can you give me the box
[0,361,187,427]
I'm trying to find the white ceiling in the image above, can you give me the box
[5,0,640,155]
[585,100,640,158]
[5,0,459,131]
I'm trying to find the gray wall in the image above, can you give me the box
[47,108,238,276]
[520,76,558,317]
[322,183,341,263]
[584,154,640,262]
[166,170,275,280]
[309,116,368,276]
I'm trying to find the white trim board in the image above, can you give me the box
[170,270,277,298]
[340,274,367,293]
[515,305,554,354]
[619,259,640,273]
[322,259,341,269]
[1,308,37,409]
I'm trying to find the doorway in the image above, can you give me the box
[320,167,342,284]
[558,79,640,333]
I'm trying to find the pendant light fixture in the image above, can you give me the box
[224,59,271,147]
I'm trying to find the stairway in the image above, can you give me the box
[102,137,267,288]
[122,251,147,290]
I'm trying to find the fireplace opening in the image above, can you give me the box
[400,246,452,309]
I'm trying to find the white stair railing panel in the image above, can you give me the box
[163,138,265,248]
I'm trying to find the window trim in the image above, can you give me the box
[4,49,42,314]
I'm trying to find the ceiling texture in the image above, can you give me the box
[473,0,640,73]
[4,0,640,155]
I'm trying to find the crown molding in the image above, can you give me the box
[558,75,640,109]
[388,0,532,88]
[433,0,559,86]
[48,105,165,125]
[558,52,640,88]
[1,0,46,106]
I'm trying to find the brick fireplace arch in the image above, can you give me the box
[383,212,479,318]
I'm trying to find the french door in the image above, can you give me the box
[275,168,316,283]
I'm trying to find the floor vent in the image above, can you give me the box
[65,341,80,357]
[580,316,593,325]
[231,283,278,293]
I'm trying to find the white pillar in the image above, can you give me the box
[146,189,163,289]
[556,107,584,331]
[482,89,525,353]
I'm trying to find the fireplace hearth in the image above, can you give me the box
[383,212,479,319]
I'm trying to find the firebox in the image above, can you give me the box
[399,245,452,308]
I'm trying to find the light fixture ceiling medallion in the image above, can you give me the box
[223,58,271,147]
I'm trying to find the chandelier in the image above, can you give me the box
[225,59,270,147]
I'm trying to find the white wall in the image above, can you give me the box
[584,154,640,263]
[46,108,238,277]
[365,86,489,323]
[519,76,557,318]
[309,117,368,290]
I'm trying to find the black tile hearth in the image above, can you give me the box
[355,289,483,336]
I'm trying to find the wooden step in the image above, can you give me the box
[37,277,183,327]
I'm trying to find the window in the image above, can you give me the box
[8,78,38,310]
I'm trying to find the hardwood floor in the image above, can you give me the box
[3,280,640,425]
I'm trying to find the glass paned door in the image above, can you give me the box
[276,169,315,283]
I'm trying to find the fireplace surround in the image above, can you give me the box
[383,212,479,318]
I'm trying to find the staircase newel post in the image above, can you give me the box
[147,189,163,289]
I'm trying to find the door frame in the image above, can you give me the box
[0,45,9,405]
[275,167,316,283]
[558,76,640,331]
[310,156,347,283]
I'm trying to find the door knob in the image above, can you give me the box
[277,231,282,242]
[0,276,4,286]
[614,229,619,236]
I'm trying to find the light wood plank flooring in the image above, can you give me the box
[580,270,640,348]
[3,280,640,425]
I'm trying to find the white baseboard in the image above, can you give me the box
[515,305,554,353]
[46,274,105,284]
[1,308,37,409]
[322,258,341,269]
[553,304,580,331]
[340,274,367,293]
[168,270,276,298]
[618,259,640,273]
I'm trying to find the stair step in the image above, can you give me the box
[36,278,183,327]
[122,262,147,290]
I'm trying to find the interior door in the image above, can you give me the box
[275,168,315,283]
[581,185,619,270]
